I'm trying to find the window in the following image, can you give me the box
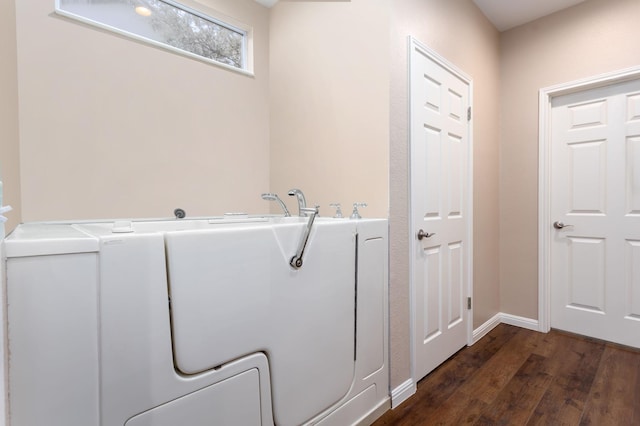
[55,0,250,73]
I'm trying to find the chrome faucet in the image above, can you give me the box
[288,188,308,216]
[261,193,291,217]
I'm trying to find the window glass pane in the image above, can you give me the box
[57,0,245,69]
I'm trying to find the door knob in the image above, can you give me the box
[417,229,435,240]
[553,221,572,230]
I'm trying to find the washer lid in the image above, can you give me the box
[3,223,99,258]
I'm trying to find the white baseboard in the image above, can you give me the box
[390,378,415,409]
[500,313,539,331]
[472,312,540,345]
[471,313,502,344]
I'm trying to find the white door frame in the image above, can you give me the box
[408,36,474,383]
[538,65,640,333]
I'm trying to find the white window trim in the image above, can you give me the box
[54,0,255,76]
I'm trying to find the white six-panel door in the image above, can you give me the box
[410,39,472,381]
[550,78,640,348]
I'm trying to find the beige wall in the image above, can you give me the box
[269,0,501,391]
[0,0,21,232]
[390,0,501,388]
[499,0,640,320]
[5,0,502,399]
[268,0,390,218]
[15,0,270,222]
[15,0,633,403]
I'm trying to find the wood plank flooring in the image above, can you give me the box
[372,324,640,425]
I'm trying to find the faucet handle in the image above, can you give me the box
[300,205,320,216]
[329,203,343,218]
[350,202,367,219]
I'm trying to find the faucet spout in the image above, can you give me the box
[287,188,307,216]
[261,193,291,217]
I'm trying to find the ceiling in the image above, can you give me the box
[254,0,278,6]
[254,0,588,32]
[472,0,587,31]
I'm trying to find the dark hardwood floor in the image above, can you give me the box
[373,324,640,425]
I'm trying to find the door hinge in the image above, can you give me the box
[467,106,471,121]
[467,297,472,310]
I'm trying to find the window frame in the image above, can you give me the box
[54,0,254,76]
